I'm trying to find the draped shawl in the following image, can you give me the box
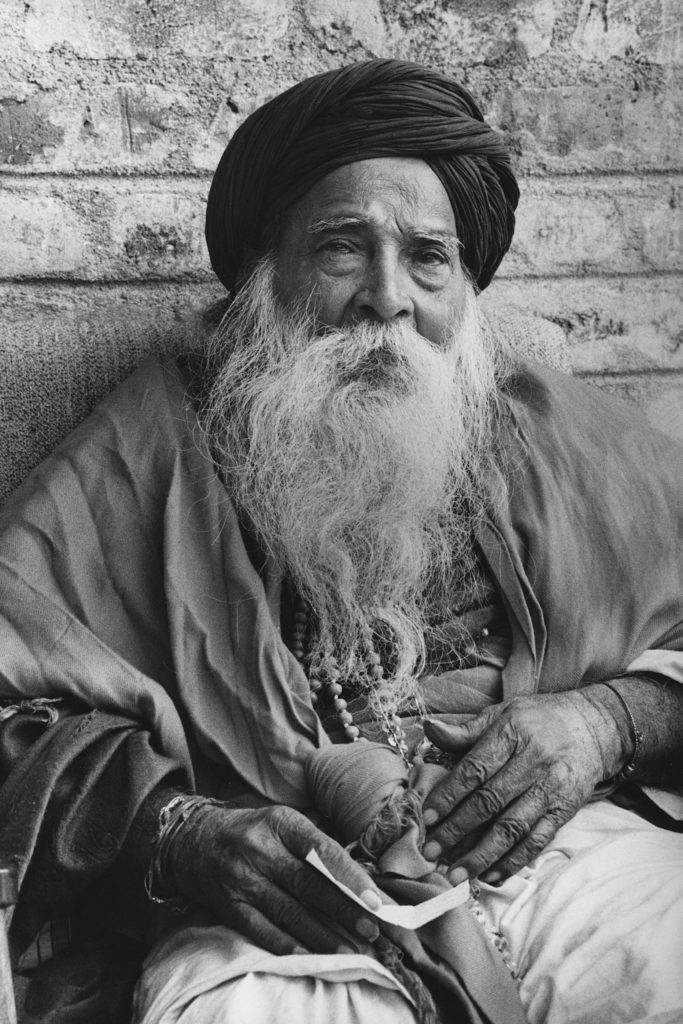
[0,357,681,1020]
[205,60,519,294]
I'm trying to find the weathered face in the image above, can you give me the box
[276,157,468,348]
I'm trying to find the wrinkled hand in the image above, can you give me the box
[421,691,624,884]
[167,802,382,955]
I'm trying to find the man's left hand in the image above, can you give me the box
[421,691,625,884]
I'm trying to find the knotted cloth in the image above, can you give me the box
[205,59,519,295]
[306,740,528,1024]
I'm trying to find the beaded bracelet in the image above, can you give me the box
[602,681,644,782]
[144,793,223,911]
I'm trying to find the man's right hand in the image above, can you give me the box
[166,802,383,956]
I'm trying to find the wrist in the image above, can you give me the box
[599,681,644,782]
[119,784,188,888]
[146,792,227,910]
[581,682,641,781]
[576,684,633,781]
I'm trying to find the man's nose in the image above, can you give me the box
[352,255,414,323]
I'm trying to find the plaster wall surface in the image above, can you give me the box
[1,0,681,453]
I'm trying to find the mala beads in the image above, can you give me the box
[360,622,410,761]
[312,652,361,742]
[291,597,410,765]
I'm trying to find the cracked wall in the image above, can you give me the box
[1,0,681,483]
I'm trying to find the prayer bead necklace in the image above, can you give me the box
[291,598,410,764]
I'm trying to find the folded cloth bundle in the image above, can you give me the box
[306,740,527,1024]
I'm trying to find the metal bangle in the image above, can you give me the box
[144,794,221,911]
[602,681,644,782]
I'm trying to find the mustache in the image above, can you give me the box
[336,342,407,389]
[298,320,444,395]
[323,319,439,360]
[201,253,504,702]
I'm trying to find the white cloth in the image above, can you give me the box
[627,649,683,686]
[475,800,683,1024]
[133,927,417,1024]
[134,801,683,1024]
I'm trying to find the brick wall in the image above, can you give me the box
[1,0,681,441]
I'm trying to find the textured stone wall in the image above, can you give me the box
[1,0,681,441]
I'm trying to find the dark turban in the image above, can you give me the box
[205,59,519,294]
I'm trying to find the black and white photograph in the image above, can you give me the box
[0,2,681,1022]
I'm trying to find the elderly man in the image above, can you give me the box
[0,60,681,1024]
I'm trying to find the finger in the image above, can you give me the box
[443,785,547,879]
[423,708,498,755]
[252,880,371,955]
[421,712,481,729]
[423,759,530,860]
[272,809,381,940]
[483,808,573,883]
[311,833,383,912]
[296,865,380,942]
[226,899,311,956]
[422,716,516,827]
[276,808,381,904]
[428,822,488,872]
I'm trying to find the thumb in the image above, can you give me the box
[423,709,496,753]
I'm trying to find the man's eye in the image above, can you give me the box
[414,248,449,266]
[319,239,356,256]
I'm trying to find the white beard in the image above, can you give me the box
[202,256,508,720]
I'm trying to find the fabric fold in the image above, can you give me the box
[306,741,528,1024]
[0,355,680,1020]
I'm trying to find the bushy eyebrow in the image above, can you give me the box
[307,216,365,234]
[307,216,459,250]
[410,231,461,253]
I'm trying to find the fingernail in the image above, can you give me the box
[336,942,358,956]
[360,888,382,911]
[482,868,505,885]
[423,840,442,860]
[356,917,380,941]
[448,866,469,885]
[422,809,438,826]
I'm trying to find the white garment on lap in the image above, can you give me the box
[627,649,683,686]
[133,801,683,1024]
[138,969,417,1024]
[133,925,418,1024]
[474,800,683,1024]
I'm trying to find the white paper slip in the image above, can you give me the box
[305,848,470,930]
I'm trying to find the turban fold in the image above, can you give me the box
[205,59,519,294]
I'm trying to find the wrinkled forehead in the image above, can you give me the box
[280,156,458,242]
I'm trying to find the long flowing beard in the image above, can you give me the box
[202,256,507,720]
